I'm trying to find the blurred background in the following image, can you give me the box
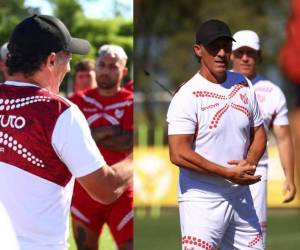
[0,1,132,249]
[134,0,300,249]
[0,0,133,95]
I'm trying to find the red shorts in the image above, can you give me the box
[71,181,133,244]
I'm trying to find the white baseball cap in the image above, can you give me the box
[232,30,260,51]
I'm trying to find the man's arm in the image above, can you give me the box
[91,125,120,141]
[76,155,133,205]
[91,126,133,151]
[247,124,267,166]
[273,124,297,203]
[228,124,267,175]
[168,134,261,185]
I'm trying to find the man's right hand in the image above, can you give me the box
[225,159,261,185]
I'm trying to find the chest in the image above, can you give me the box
[80,97,128,127]
[193,85,252,132]
[254,89,276,124]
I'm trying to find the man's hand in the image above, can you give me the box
[282,179,297,203]
[225,159,261,185]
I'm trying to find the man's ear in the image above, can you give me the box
[193,44,202,58]
[46,52,56,68]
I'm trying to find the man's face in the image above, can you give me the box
[96,55,127,90]
[197,38,232,79]
[74,70,95,92]
[231,46,260,79]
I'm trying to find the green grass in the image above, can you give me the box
[267,209,300,249]
[134,207,300,250]
[68,224,116,250]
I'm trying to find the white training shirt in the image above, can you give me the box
[252,75,289,179]
[167,71,263,201]
[0,202,20,250]
[0,81,106,250]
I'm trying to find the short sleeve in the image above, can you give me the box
[247,79,263,127]
[51,104,106,178]
[273,87,289,126]
[167,90,197,135]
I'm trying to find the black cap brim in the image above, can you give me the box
[68,37,91,55]
[202,34,235,46]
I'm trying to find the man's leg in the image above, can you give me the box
[72,218,100,250]
[179,199,232,250]
[106,191,133,250]
[117,240,133,250]
[221,188,264,250]
[71,182,105,250]
[249,178,267,245]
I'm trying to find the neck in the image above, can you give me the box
[97,85,121,97]
[199,67,226,84]
[7,72,57,93]
[248,73,257,81]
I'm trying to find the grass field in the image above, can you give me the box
[134,207,300,250]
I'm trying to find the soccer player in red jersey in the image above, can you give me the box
[70,44,133,250]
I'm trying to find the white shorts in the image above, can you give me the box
[249,179,267,245]
[179,188,263,250]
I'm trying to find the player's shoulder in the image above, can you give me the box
[173,73,200,97]
[72,87,97,98]
[254,76,285,95]
[40,89,71,109]
[226,71,250,87]
[119,87,133,100]
[69,87,98,103]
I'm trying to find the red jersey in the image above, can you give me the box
[70,87,133,165]
[123,80,134,92]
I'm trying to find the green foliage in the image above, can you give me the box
[46,0,133,86]
[0,0,33,46]
[0,0,133,69]
[0,1,133,90]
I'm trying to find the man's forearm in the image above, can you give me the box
[98,134,133,151]
[246,125,267,165]
[169,142,228,177]
[168,134,261,185]
[91,125,121,143]
[109,155,133,198]
[274,125,295,182]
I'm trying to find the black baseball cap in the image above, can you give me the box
[196,19,235,45]
[8,14,91,56]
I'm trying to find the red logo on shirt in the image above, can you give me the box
[193,83,251,129]
[240,93,248,104]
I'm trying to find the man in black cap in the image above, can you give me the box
[0,15,132,250]
[167,19,266,249]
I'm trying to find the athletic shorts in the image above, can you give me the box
[249,179,267,245]
[71,182,133,244]
[179,188,263,250]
